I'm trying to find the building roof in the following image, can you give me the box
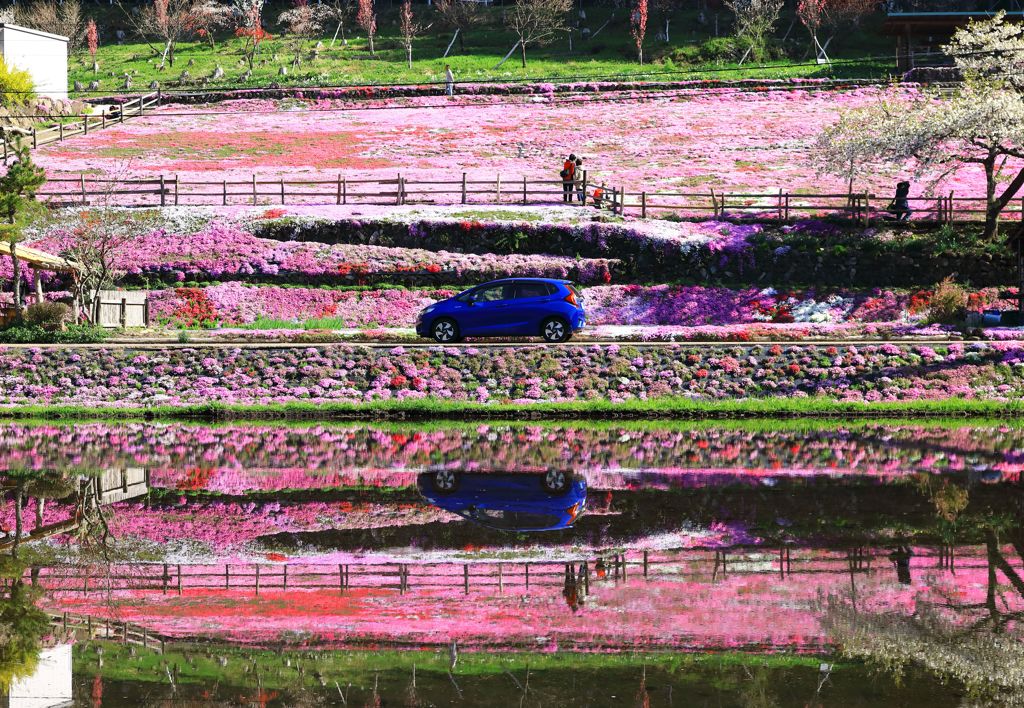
[0,22,69,43]
[0,241,79,272]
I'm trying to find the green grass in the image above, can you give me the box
[240,316,370,330]
[3,396,1024,422]
[69,6,896,96]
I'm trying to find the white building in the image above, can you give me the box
[0,23,68,100]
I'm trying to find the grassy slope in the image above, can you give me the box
[71,6,895,95]
[2,396,1023,421]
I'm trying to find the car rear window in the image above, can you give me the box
[516,282,553,299]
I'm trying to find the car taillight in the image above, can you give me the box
[566,503,580,521]
[564,291,579,307]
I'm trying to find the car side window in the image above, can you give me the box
[474,284,513,302]
[515,282,552,299]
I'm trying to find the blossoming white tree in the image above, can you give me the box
[815,13,1024,239]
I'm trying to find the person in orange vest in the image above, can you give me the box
[560,154,576,203]
[592,186,604,209]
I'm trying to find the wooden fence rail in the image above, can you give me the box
[34,170,1022,225]
[50,611,167,654]
[1,92,160,160]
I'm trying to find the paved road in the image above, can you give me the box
[0,339,996,350]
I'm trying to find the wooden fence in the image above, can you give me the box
[34,170,1023,225]
[20,544,985,598]
[1,92,160,159]
[49,611,168,654]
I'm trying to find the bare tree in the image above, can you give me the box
[435,0,479,55]
[51,208,157,325]
[323,0,354,47]
[16,0,86,53]
[278,0,330,63]
[724,0,784,61]
[129,0,229,67]
[398,0,421,69]
[506,0,571,68]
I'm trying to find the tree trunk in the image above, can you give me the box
[11,244,22,313]
[13,487,23,557]
[984,156,999,240]
[458,30,465,52]
[35,498,44,530]
[369,33,375,56]
[664,18,669,43]
[638,46,643,64]
[520,40,527,67]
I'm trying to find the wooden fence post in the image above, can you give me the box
[710,188,718,218]
[177,564,182,595]
[283,564,288,590]
[119,298,127,328]
[397,173,404,205]
[620,186,626,215]
[159,175,166,207]
[224,564,229,589]
[463,564,469,594]
[343,178,347,205]
[777,188,783,220]
[641,191,647,219]
[280,179,285,205]
[80,174,87,205]
[174,175,179,206]
[496,174,502,203]
[31,127,36,149]
[222,180,227,206]
[498,563,503,594]
[581,170,588,207]
[252,174,257,205]
[3,139,8,162]
[255,565,260,596]
[863,192,871,226]
[948,190,955,224]
[522,176,527,204]
[336,175,342,205]
[59,123,64,141]
[339,564,344,593]
[784,193,790,221]
[143,299,150,327]
[162,563,168,594]
[461,172,467,204]
[643,550,649,578]
[525,563,529,589]
[82,115,88,135]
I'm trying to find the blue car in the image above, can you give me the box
[417,470,587,532]
[415,278,586,343]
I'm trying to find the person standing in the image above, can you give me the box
[444,64,455,97]
[574,157,586,204]
[561,154,577,203]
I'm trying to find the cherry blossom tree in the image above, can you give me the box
[631,0,648,65]
[798,0,876,63]
[133,0,227,67]
[278,0,330,63]
[86,18,99,73]
[233,0,269,72]
[815,13,1024,239]
[356,0,376,56]
[506,0,571,68]
[399,0,421,69]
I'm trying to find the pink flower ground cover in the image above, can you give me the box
[32,86,1013,198]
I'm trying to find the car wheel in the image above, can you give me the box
[541,317,570,343]
[431,469,460,493]
[542,470,572,494]
[431,318,461,343]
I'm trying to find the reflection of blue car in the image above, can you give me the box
[417,470,587,532]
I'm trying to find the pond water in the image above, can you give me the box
[1,420,1023,706]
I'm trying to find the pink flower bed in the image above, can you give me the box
[149,283,456,327]
[32,86,1012,198]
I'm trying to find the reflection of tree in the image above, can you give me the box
[822,525,1024,705]
[0,578,50,691]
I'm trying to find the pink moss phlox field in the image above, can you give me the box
[1,423,1019,491]
[33,85,1016,199]
[1,342,1024,406]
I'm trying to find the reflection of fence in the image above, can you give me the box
[49,611,167,654]
[24,545,991,597]
[1,92,161,159]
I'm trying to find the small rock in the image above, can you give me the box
[149,80,159,90]
[73,80,84,92]
[212,65,224,80]
[278,65,288,76]
[87,80,100,91]
[187,58,195,67]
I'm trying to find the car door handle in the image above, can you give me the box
[494,303,511,308]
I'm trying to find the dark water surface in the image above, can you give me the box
[1,420,1022,706]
